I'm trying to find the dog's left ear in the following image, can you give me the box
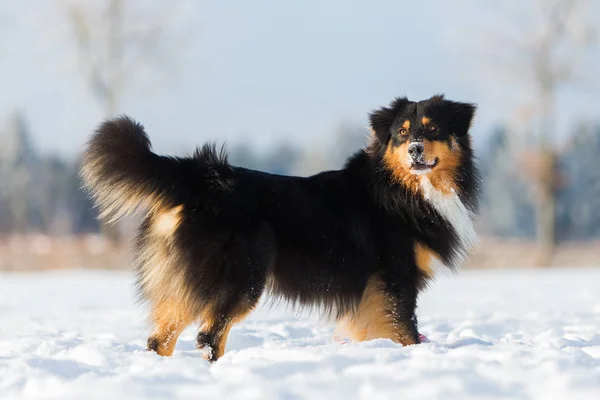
[369,97,411,144]
[448,101,476,136]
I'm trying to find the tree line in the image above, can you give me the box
[1,112,599,248]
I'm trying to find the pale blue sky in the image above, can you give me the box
[1,0,598,159]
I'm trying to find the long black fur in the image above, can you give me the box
[81,95,479,358]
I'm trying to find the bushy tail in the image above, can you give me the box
[81,116,231,224]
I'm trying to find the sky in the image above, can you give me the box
[1,0,599,159]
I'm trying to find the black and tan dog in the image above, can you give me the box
[81,95,479,362]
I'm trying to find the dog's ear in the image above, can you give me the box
[448,101,476,136]
[369,97,411,144]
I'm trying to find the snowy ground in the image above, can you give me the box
[1,269,599,400]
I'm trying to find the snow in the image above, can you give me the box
[1,268,600,400]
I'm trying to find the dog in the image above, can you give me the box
[81,95,479,362]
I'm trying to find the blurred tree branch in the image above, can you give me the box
[58,0,194,242]
[472,0,598,265]
[60,0,190,115]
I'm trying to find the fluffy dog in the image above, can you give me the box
[81,95,479,361]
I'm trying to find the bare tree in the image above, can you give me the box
[528,0,597,265]
[459,0,598,265]
[0,113,36,234]
[59,0,194,242]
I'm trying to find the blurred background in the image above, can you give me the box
[0,0,598,271]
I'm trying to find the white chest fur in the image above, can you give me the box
[419,176,478,264]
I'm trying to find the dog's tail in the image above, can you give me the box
[81,115,231,223]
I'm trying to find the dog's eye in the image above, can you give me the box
[426,124,438,133]
[398,128,408,136]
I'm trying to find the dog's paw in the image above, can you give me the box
[196,332,211,349]
[196,332,219,362]
[202,346,218,362]
[147,337,160,352]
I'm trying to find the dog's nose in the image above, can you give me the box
[408,142,424,160]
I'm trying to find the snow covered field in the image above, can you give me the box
[1,268,599,400]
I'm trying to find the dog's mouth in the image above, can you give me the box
[410,158,438,175]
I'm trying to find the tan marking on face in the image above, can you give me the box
[152,205,183,237]
[383,142,420,193]
[383,135,462,195]
[334,277,419,346]
[402,120,411,130]
[421,116,431,125]
[423,137,462,195]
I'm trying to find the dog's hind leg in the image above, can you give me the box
[194,225,273,362]
[147,298,195,356]
[196,295,259,362]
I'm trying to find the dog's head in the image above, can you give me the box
[368,95,476,193]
